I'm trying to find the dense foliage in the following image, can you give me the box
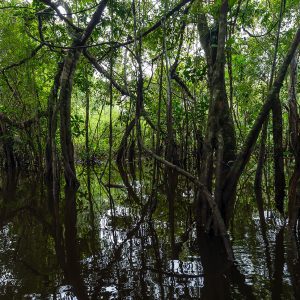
[0,0,300,267]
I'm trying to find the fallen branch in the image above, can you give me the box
[139,138,234,261]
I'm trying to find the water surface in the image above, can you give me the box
[0,166,299,299]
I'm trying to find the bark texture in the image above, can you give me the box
[288,52,300,230]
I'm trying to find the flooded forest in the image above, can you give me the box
[0,0,300,299]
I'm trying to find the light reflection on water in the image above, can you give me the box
[0,171,299,299]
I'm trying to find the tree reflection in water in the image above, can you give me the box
[0,168,299,299]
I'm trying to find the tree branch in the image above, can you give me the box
[0,111,47,129]
[224,26,300,210]
[38,0,82,33]
[139,138,234,261]
[1,44,44,72]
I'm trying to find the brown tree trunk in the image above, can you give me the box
[45,62,63,215]
[271,0,286,214]
[272,93,285,213]
[288,52,300,230]
[196,0,236,231]
[85,73,90,164]
[55,0,108,188]
[254,119,268,231]
[59,51,81,187]
[0,123,16,174]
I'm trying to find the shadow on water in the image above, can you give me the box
[0,166,300,299]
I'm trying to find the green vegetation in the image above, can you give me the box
[0,0,300,297]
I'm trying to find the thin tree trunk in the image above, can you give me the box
[85,73,90,164]
[288,51,300,230]
[272,92,285,213]
[162,0,179,257]
[254,119,268,231]
[271,0,286,214]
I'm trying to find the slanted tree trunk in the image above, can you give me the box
[268,0,286,214]
[222,26,300,226]
[254,0,284,223]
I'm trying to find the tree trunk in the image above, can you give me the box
[272,93,285,214]
[254,119,268,230]
[85,75,90,164]
[197,0,236,231]
[222,26,300,226]
[57,0,108,188]
[288,52,300,230]
[45,62,63,215]
[59,51,81,187]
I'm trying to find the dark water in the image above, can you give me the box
[0,166,300,299]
